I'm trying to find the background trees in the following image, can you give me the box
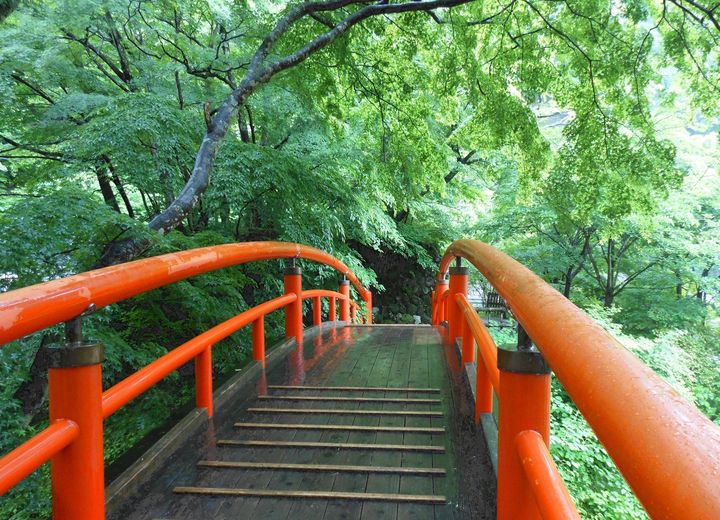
[0,1,718,518]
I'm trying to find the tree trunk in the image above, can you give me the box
[562,267,574,298]
[111,172,135,218]
[95,166,120,212]
[238,111,250,143]
[13,334,58,421]
[103,155,135,218]
[603,239,615,307]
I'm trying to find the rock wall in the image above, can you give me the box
[351,241,437,324]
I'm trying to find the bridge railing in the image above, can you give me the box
[432,239,720,519]
[0,241,371,520]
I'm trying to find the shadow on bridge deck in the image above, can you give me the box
[108,324,496,520]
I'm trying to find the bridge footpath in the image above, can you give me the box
[2,240,719,519]
[109,324,496,520]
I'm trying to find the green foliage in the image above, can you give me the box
[0,0,18,21]
[0,0,718,518]
[549,308,719,518]
[0,339,51,519]
[551,383,647,519]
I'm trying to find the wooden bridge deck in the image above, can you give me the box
[109,324,496,519]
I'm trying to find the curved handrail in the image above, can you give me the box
[0,241,372,510]
[455,294,499,391]
[101,293,296,418]
[438,239,720,519]
[300,289,346,300]
[515,430,580,520]
[433,289,450,324]
[0,242,370,346]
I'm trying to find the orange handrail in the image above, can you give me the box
[515,430,580,520]
[433,289,450,324]
[438,239,720,519]
[0,241,372,515]
[0,242,369,346]
[0,419,79,495]
[101,293,296,418]
[300,289,346,300]
[455,294,499,391]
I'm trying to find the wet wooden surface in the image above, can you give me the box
[109,325,496,520]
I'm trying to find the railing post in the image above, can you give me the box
[339,278,350,322]
[284,265,303,341]
[313,296,322,326]
[431,289,436,323]
[433,279,448,325]
[460,310,476,365]
[48,314,105,520]
[329,296,336,321]
[448,258,468,342]
[475,327,494,420]
[195,347,213,417]
[252,316,265,366]
[365,291,372,324]
[497,326,551,520]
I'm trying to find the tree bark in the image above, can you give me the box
[95,166,121,212]
[111,171,135,218]
[102,154,134,218]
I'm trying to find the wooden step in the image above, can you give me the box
[268,385,441,393]
[174,486,446,504]
[257,395,441,404]
[197,460,446,475]
[216,439,445,452]
[246,407,443,417]
[234,422,445,433]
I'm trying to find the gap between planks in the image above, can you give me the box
[246,407,443,417]
[173,486,446,504]
[216,439,445,452]
[234,422,444,433]
[197,460,446,475]
[267,385,441,393]
[257,395,441,404]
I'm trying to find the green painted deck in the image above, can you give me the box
[109,324,496,519]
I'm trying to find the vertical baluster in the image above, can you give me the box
[49,312,105,520]
[496,326,551,520]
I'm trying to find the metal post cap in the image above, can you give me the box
[339,279,350,286]
[284,266,302,275]
[449,266,469,275]
[48,342,105,368]
[436,279,449,285]
[497,346,550,374]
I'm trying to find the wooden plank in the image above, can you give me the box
[246,407,442,417]
[234,422,445,433]
[429,331,454,520]
[105,408,206,514]
[217,331,367,520]
[248,329,374,520]
[173,486,446,504]
[400,335,437,520]
[360,328,410,519]
[268,385,440,393]
[258,395,441,404]
[322,330,397,520]
[197,461,446,475]
[287,329,381,519]
[216,439,444,452]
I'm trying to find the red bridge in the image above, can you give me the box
[1,240,719,519]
